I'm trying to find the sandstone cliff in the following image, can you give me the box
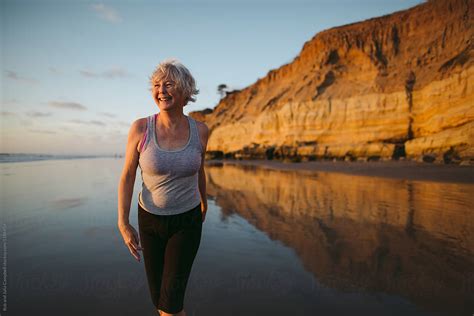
[190,0,473,163]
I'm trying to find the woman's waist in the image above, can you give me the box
[139,189,200,215]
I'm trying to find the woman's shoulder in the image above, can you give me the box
[131,116,148,135]
[130,116,151,152]
[191,118,209,149]
[128,116,151,146]
[192,118,208,136]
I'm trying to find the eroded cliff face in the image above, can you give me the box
[190,0,473,163]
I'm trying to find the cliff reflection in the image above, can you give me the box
[206,163,473,315]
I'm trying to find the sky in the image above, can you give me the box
[1,0,424,155]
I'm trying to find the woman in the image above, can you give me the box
[118,58,209,316]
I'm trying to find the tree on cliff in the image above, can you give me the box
[217,84,228,98]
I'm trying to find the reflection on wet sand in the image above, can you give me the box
[206,163,474,315]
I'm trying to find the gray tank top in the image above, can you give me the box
[138,113,202,215]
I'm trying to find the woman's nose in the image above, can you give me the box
[156,84,167,93]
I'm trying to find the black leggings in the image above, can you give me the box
[138,202,203,314]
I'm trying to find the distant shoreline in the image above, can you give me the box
[0,153,122,163]
[205,159,474,184]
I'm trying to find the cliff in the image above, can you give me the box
[190,0,474,163]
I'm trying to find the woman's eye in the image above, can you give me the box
[153,82,173,88]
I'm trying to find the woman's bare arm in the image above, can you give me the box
[197,121,209,221]
[118,118,146,261]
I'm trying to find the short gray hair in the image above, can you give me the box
[148,58,199,104]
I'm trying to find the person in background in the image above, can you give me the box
[118,58,209,316]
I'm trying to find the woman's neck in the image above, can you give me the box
[156,110,186,130]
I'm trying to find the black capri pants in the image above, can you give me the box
[138,202,203,314]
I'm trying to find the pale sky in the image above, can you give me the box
[1,0,423,155]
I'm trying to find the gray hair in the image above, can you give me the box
[148,58,199,104]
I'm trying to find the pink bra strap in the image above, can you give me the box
[139,113,158,153]
[138,116,150,153]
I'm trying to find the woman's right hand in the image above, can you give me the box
[118,222,143,262]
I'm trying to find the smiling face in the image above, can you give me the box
[152,78,187,111]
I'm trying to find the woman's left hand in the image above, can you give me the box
[201,203,208,222]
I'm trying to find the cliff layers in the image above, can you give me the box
[190,0,474,163]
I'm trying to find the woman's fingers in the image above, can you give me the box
[200,203,207,223]
[128,244,140,261]
[131,241,143,251]
[129,238,143,252]
[120,224,143,261]
[132,229,144,250]
[128,241,141,261]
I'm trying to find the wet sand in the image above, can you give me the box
[4,157,472,315]
[206,159,474,184]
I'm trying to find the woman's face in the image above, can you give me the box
[152,78,187,111]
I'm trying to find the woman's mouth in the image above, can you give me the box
[159,97,172,102]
